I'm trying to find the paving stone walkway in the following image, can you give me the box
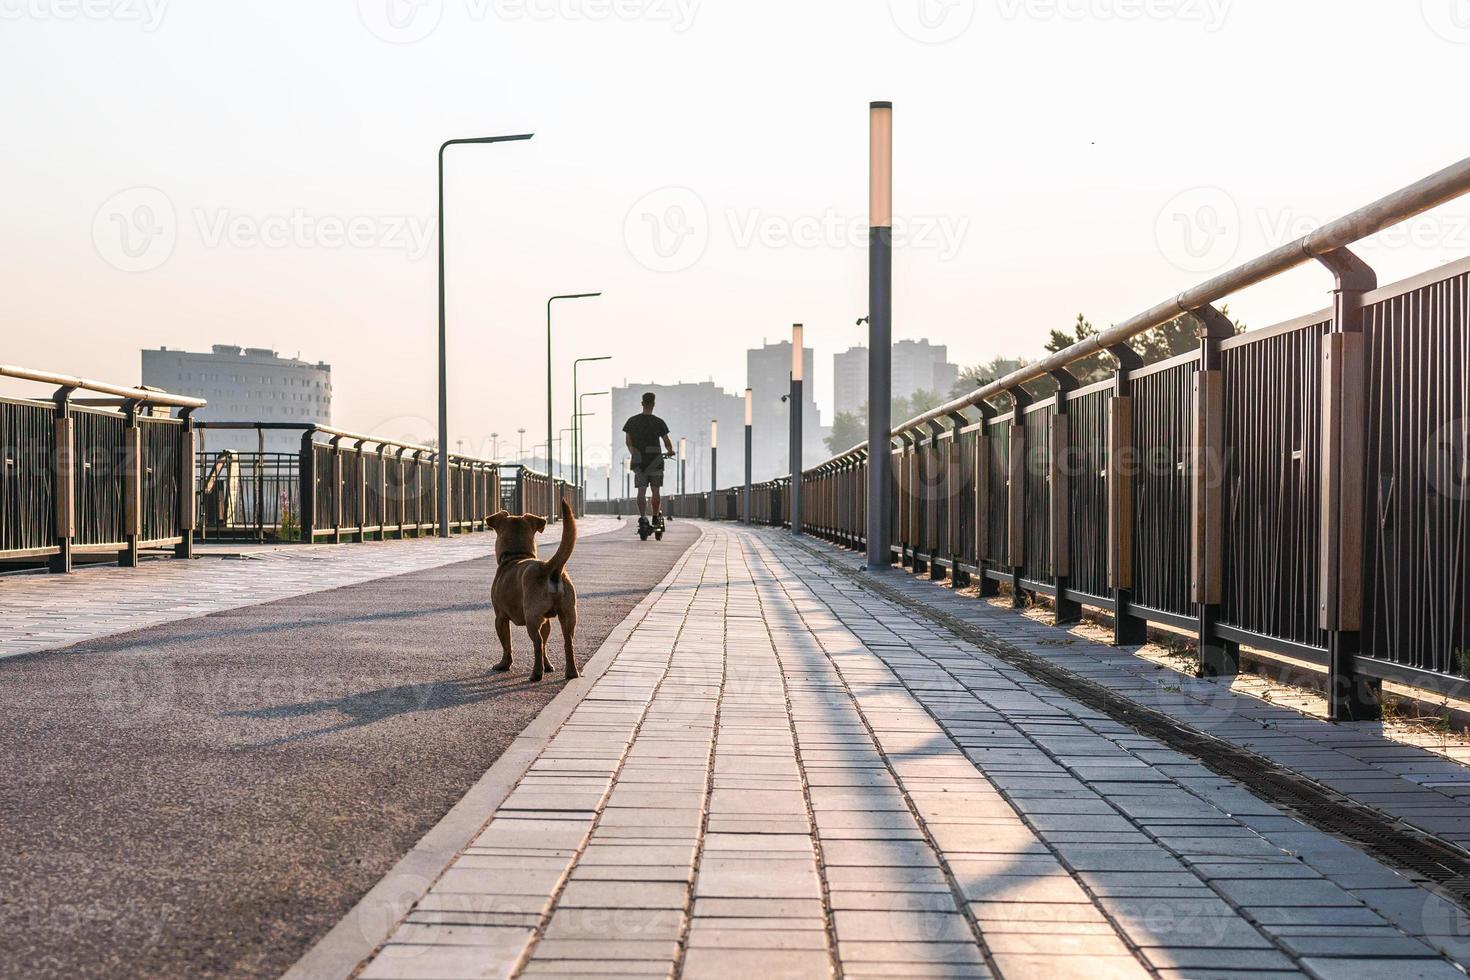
[352,525,1470,980]
[0,518,619,662]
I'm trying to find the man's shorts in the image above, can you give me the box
[632,455,665,490]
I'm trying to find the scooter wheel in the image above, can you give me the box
[655,530,664,541]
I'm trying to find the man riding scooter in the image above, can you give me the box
[623,392,676,540]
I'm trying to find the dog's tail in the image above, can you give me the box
[546,497,576,596]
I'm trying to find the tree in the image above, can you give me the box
[826,411,866,455]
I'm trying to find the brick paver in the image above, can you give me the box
[351,524,1470,979]
[0,519,619,662]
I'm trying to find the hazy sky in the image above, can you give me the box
[3,0,1469,472]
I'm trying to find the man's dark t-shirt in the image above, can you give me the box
[624,413,670,466]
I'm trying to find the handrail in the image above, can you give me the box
[821,154,1470,463]
[196,421,497,464]
[0,364,207,409]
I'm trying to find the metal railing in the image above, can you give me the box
[194,423,576,542]
[705,155,1470,720]
[0,365,204,572]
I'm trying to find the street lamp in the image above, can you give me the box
[744,387,753,525]
[437,132,533,537]
[491,431,500,459]
[709,419,718,517]
[564,357,605,487]
[868,100,894,569]
[572,355,611,493]
[557,427,576,483]
[678,436,687,514]
[577,393,608,493]
[548,293,602,521]
[790,323,804,536]
[517,428,526,463]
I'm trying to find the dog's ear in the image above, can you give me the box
[529,516,548,534]
[488,511,509,530]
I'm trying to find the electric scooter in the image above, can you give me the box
[637,452,677,542]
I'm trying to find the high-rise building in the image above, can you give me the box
[747,340,824,481]
[141,344,331,454]
[832,339,959,419]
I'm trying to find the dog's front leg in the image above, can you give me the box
[492,614,513,672]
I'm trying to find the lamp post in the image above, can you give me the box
[558,428,576,484]
[709,419,718,518]
[491,432,500,460]
[867,101,894,570]
[437,132,533,537]
[572,356,611,492]
[790,323,804,536]
[577,394,607,493]
[547,294,602,522]
[744,387,753,525]
[517,428,526,463]
[678,437,687,516]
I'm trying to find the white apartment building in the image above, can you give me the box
[142,345,332,454]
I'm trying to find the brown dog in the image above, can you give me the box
[488,498,578,682]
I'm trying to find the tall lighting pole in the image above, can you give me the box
[437,132,533,537]
[547,293,602,522]
[744,387,753,525]
[790,324,804,536]
[678,437,687,514]
[578,392,608,493]
[867,101,894,570]
[709,420,718,518]
[572,357,611,490]
[517,428,526,462]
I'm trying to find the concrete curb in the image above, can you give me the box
[281,521,703,980]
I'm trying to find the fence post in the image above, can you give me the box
[1007,389,1031,607]
[49,388,75,574]
[925,421,946,581]
[120,400,142,568]
[974,407,999,597]
[1107,344,1147,644]
[1192,306,1237,676]
[330,436,344,544]
[300,430,316,542]
[1050,371,1081,624]
[946,411,970,587]
[1317,248,1381,722]
[175,409,196,560]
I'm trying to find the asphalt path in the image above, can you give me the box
[0,519,698,979]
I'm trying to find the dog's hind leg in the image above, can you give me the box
[492,614,513,673]
[527,619,548,682]
[558,604,578,680]
[539,620,554,677]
